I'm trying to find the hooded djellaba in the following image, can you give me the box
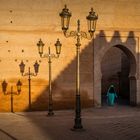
[106,85,117,106]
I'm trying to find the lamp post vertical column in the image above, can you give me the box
[48,47,54,116]
[75,20,82,129]
[59,5,98,130]
[37,39,62,116]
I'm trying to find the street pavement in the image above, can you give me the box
[0,105,140,140]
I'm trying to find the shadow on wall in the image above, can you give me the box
[26,30,137,111]
[8,30,137,140]
[0,30,136,140]
[0,30,137,112]
[24,39,95,111]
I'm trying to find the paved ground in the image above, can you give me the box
[0,105,140,140]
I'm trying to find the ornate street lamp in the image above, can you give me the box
[19,60,39,111]
[37,38,62,116]
[60,5,98,130]
[1,80,22,113]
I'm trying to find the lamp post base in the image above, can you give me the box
[27,109,32,112]
[71,95,85,131]
[71,125,85,131]
[71,128,85,132]
[71,118,84,131]
[47,111,54,116]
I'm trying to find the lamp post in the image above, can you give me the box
[1,80,22,113]
[37,39,62,116]
[19,60,39,111]
[59,5,98,130]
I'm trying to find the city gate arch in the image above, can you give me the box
[93,39,137,107]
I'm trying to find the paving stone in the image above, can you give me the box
[0,106,140,140]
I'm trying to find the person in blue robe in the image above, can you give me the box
[107,85,117,106]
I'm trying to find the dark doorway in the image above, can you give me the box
[101,47,130,106]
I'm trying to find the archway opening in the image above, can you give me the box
[101,46,131,106]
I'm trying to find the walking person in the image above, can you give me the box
[107,85,117,106]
